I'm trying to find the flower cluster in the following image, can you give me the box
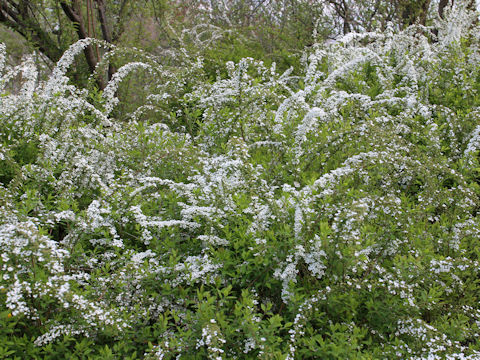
[1,3,480,359]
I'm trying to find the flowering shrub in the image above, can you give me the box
[1,3,480,359]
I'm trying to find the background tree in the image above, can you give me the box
[0,0,148,88]
[1,0,476,90]
[394,0,431,27]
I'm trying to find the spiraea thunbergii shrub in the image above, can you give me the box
[1,3,480,359]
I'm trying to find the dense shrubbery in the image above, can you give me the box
[1,4,480,359]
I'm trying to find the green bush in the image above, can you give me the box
[1,5,480,359]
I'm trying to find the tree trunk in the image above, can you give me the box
[95,0,116,81]
[438,0,451,19]
[60,0,106,90]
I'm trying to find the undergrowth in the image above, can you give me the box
[1,3,480,359]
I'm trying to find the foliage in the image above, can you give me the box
[1,4,480,359]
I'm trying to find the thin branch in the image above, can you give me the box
[0,1,63,62]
